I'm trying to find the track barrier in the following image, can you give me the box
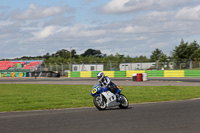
[0,71,60,77]
[1,70,200,78]
[136,73,143,81]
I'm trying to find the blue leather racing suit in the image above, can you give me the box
[99,76,120,94]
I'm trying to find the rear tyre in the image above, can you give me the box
[93,95,106,110]
[119,94,129,109]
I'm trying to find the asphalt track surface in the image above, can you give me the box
[1,77,200,86]
[0,77,200,133]
[0,99,200,133]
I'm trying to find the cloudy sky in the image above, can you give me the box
[1,0,200,59]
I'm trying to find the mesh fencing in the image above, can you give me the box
[2,61,200,77]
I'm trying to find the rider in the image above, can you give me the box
[97,72,122,102]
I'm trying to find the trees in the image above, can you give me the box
[81,49,103,57]
[191,49,200,61]
[172,39,199,61]
[43,52,50,60]
[172,39,189,61]
[11,39,200,69]
[188,41,200,60]
[150,48,164,61]
[55,49,69,58]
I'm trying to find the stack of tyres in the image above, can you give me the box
[142,73,148,81]
[132,73,137,81]
[136,73,143,81]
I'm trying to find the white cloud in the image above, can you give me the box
[32,25,106,40]
[101,0,192,13]
[79,29,106,37]
[92,37,113,43]
[1,0,200,59]
[176,5,200,21]
[118,25,149,33]
[15,4,70,20]
[101,0,133,13]
[60,26,106,38]
[0,34,11,39]
[82,0,96,3]
[33,25,57,39]
[0,20,13,26]
[135,11,173,22]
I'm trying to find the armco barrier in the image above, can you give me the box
[0,71,59,77]
[68,71,71,77]
[15,72,20,77]
[1,70,200,78]
[91,71,100,77]
[1,72,5,77]
[164,70,184,77]
[126,70,146,77]
[80,71,91,78]
[11,72,15,77]
[23,72,26,77]
[103,71,115,77]
[114,71,126,77]
[20,72,23,77]
[185,70,200,77]
[66,70,200,78]
[70,71,80,78]
[145,70,164,77]
[7,72,11,77]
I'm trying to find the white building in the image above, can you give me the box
[72,64,104,71]
[120,62,156,71]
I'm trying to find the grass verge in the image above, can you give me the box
[0,84,200,112]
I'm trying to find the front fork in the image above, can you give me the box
[100,94,103,103]
[99,94,106,106]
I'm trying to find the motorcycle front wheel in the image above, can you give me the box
[119,94,129,109]
[93,95,106,110]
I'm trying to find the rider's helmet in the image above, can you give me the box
[97,72,105,82]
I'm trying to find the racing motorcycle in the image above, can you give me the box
[91,83,129,110]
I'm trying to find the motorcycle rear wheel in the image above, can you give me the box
[93,95,106,110]
[119,94,129,109]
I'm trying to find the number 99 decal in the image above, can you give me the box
[92,88,97,94]
[118,86,123,91]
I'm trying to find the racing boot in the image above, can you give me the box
[116,93,122,103]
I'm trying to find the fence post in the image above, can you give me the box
[60,63,63,76]
[109,61,112,71]
[49,63,51,71]
[95,61,97,71]
[156,60,159,70]
[190,60,192,70]
[55,63,58,72]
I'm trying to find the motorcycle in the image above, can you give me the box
[91,83,129,110]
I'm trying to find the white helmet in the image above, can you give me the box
[97,72,105,81]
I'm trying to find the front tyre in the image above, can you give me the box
[119,94,129,109]
[93,95,106,110]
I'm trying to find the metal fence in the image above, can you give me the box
[41,61,200,76]
[4,61,200,77]
[156,61,200,70]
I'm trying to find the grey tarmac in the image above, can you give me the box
[0,99,200,133]
[1,77,200,86]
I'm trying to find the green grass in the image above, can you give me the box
[125,86,200,103]
[0,84,200,112]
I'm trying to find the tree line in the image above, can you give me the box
[6,39,200,65]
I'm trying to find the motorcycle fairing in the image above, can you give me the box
[101,91,120,107]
